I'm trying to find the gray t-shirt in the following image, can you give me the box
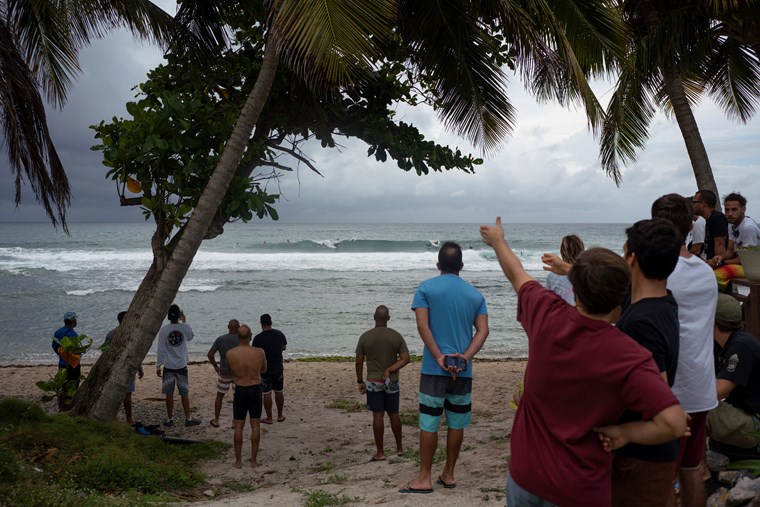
[208,333,239,376]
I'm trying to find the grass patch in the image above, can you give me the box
[223,480,256,493]
[313,461,336,473]
[321,474,347,484]
[0,398,225,505]
[296,356,354,363]
[402,446,446,465]
[303,490,357,507]
[399,409,418,426]
[326,398,365,413]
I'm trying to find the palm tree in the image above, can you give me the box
[0,0,225,230]
[600,0,760,200]
[72,0,628,420]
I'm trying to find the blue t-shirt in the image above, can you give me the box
[53,325,78,368]
[411,274,487,378]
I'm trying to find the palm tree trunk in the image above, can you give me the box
[70,41,281,420]
[662,66,721,208]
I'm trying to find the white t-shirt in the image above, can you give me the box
[689,216,706,246]
[545,273,575,305]
[667,254,718,413]
[156,322,194,370]
[729,216,760,249]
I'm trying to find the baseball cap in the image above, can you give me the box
[167,304,181,321]
[64,311,78,321]
[715,294,742,328]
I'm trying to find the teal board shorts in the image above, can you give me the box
[418,374,472,432]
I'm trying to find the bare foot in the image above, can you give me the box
[233,461,241,469]
[250,460,259,468]
[277,416,286,422]
[370,454,387,462]
[396,449,404,456]
[262,418,273,425]
[126,420,135,426]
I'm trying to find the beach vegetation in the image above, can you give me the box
[76,0,630,422]
[303,489,358,507]
[326,399,365,413]
[0,398,222,504]
[399,409,418,426]
[402,446,447,465]
[322,474,347,485]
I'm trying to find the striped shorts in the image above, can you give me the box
[418,374,472,432]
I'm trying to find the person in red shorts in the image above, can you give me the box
[480,216,689,507]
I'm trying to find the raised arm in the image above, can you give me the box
[480,217,534,292]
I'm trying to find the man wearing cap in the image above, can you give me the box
[708,294,760,460]
[52,311,81,410]
[156,304,201,427]
[252,314,288,424]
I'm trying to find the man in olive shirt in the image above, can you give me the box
[355,305,410,461]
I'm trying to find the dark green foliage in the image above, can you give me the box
[0,399,224,503]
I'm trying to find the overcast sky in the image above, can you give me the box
[2,10,759,225]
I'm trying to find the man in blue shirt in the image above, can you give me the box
[401,242,489,494]
[52,311,80,410]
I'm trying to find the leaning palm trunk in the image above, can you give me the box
[662,66,720,206]
[70,42,281,419]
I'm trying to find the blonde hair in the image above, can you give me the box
[560,235,585,264]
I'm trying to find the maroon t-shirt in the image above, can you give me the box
[509,281,678,507]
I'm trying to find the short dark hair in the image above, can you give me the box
[438,242,463,273]
[117,311,127,324]
[697,189,717,208]
[568,248,630,315]
[260,313,272,325]
[724,192,747,207]
[651,193,692,242]
[625,218,681,280]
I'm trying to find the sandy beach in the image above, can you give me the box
[0,359,525,506]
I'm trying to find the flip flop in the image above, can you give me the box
[369,456,386,462]
[399,482,433,494]
[209,420,220,428]
[436,477,456,489]
[278,416,286,422]
[262,419,274,425]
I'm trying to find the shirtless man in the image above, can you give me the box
[226,324,267,469]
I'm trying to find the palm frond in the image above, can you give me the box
[0,19,69,229]
[397,0,514,153]
[269,0,394,89]
[705,35,760,122]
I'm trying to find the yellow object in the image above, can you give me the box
[57,347,81,368]
[126,177,142,194]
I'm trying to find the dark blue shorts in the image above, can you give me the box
[261,371,284,393]
[366,380,400,413]
[233,384,262,421]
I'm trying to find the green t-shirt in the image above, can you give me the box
[355,327,409,382]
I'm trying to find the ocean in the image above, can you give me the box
[0,222,627,365]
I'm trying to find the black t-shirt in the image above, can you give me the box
[252,329,287,373]
[704,210,729,259]
[716,330,760,415]
[616,292,681,461]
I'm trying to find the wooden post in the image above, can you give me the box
[730,278,760,339]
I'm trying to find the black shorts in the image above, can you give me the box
[233,384,262,421]
[366,380,400,413]
[261,371,284,393]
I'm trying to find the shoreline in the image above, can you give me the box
[1,359,523,505]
